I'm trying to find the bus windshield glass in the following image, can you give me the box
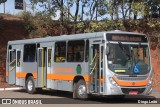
[107,43,150,75]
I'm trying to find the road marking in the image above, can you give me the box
[0,88,4,91]
[0,87,23,91]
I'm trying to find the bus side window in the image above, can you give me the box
[17,51,21,67]
[48,49,52,67]
[10,50,16,67]
[54,42,66,62]
[23,44,36,62]
[67,40,84,62]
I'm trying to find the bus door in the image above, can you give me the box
[16,50,21,85]
[8,49,16,84]
[89,43,104,94]
[47,47,52,88]
[38,48,47,88]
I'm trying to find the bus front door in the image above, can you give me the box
[46,48,52,88]
[89,44,104,94]
[38,48,47,88]
[8,50,16,85]
[16,50,21,85]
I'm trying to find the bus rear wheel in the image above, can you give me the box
[76,79,88,99]
[26,76,36,94]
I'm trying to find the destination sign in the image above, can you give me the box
[112,35,142,41]
[107,34,147,42]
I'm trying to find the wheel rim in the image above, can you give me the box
[78,84,86,97]
[28,80,33,91]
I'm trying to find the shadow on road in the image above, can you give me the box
[13,89,156,104]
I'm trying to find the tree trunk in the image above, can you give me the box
[134,13,137,20]
[121,1,125,20]
[73,0,80,34]
[60,0,63,35]
[115,6,119,19]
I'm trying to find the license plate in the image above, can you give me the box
[129,91,138,95]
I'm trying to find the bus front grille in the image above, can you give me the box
[117,76,148,81]
[121,88,145,94]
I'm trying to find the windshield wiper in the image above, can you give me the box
[118,42,131,57]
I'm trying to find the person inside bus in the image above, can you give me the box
[76,52,82,62]
[68,54,73,62]
[30,53,35,62]
[114,45,128,66]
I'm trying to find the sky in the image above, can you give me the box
[0,0,62,20]
[0,0,36,14]
[0,0,107,20]
[0,0,121,20]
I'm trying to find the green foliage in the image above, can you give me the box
[21,12,53,38]
[83,20,126,33]
[22,11,160,38]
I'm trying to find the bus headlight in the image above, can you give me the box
[147,78,152,86]
[109,77,118,86]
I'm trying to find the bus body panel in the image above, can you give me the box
[6,31,152,97]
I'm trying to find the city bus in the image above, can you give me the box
[6,30,152,99]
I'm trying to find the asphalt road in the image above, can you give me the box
[0,89,160,107]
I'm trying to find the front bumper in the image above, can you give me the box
[105,83,152,95]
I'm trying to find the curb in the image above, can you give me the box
[0,88,4,91]
[0,87,23,91]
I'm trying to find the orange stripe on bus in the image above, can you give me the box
[13,72,89,81]
[90,76,104,83]
[113,76,150,87]
[83,75,89,82]
[47,74,89,82]
[6,72,8,77]
[53,68,74,72]
[16,72,26,78]
[33,73,37,79]
[16,72,37,79]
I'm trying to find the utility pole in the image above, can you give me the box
[3,2,5,13]
[23,0,26,12]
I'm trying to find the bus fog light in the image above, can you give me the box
[109,77,118,86]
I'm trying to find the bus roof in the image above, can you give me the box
[8,30,145,45]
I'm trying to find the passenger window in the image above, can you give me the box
[17,51,21,67]
[48,49,52,67]
[9,50,16,67]
[38,49,44,67]
[54,42,66,62]
[23,44,36,62]
[67,40,84,62]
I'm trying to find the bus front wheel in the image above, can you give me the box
[76,79,88,99]
[26,76,36,94]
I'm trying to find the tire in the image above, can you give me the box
[36,88,43,93]
[76,79,88,99]
[26,76,36,94]
[73,82,77,99]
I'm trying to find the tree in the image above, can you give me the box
[73,0,80,33]
[148,0,160,18]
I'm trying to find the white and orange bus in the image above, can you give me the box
[6,30,152,99]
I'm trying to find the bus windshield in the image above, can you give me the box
[107,43,150,75]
